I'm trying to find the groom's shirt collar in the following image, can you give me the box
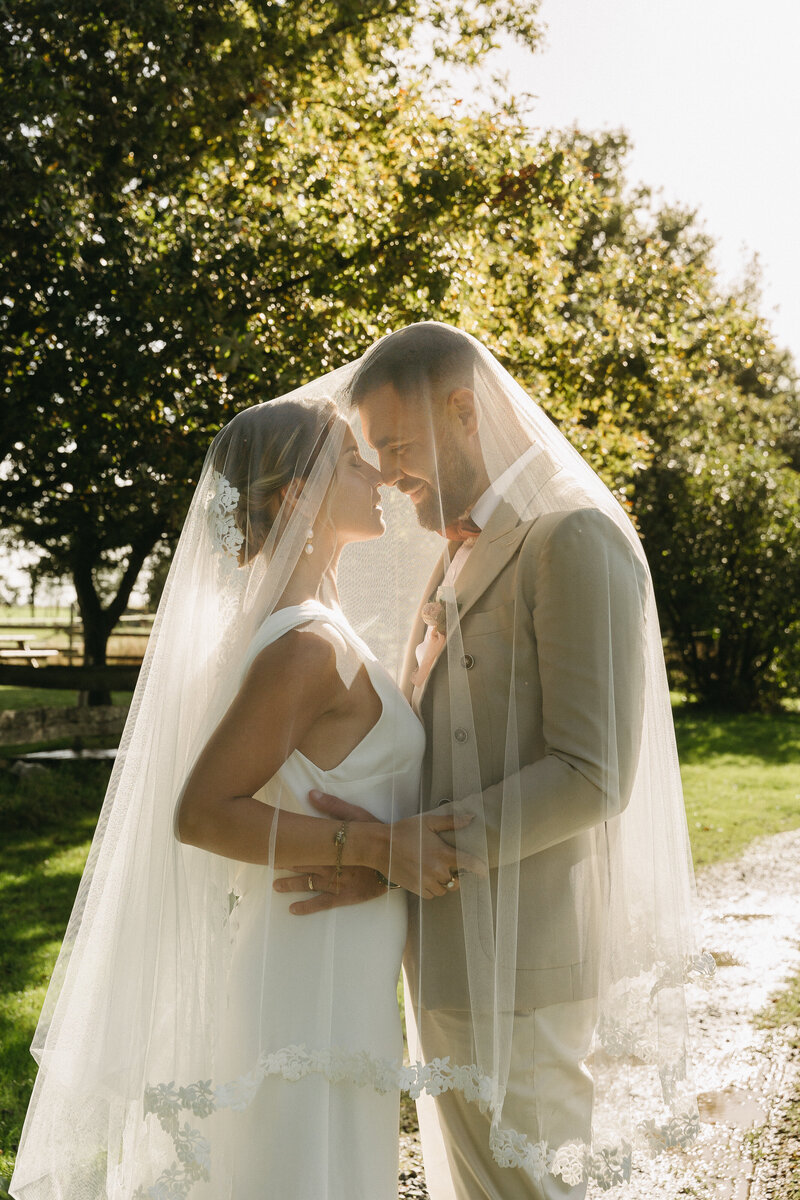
[467,443,545,530]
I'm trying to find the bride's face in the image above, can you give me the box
[324,425,385,544]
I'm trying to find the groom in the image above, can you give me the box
[279,324,647,1199]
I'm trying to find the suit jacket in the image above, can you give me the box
[402,490,648,1012]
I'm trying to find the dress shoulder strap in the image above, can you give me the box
[241,601,373,679]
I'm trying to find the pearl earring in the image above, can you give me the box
[304,526,314,555]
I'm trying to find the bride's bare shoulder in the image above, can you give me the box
[247,624,338,681]
[244,625,341,699]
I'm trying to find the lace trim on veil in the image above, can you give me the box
[137,1039,702,1199]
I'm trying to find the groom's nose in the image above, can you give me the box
[363,460,383,486]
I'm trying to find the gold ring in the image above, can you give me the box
[307,874,315,892]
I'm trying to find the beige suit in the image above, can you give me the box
[402,490,647,1198]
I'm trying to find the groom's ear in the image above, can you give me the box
[446,388,479,438]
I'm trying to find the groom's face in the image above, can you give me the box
[357,381,481,532]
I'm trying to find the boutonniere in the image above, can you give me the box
[421,592,447,636]
[412,586,458,690]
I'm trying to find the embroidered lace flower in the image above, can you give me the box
[550,1142,588,1188]
[638,1109,700,1154]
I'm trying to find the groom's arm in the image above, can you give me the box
[442,508,648,867]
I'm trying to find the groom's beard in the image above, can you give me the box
[413,440,481,533]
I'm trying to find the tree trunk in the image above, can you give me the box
[71,532,158,706]
[79,609,114,706]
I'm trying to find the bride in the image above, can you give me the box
[10,394,481,1200]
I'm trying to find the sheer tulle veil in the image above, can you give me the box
[11,322,711,1200]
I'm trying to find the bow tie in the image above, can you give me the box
[445,515,481,542]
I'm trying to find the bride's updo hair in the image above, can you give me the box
[211,398,338,564]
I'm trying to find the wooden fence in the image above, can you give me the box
[0,613,145,748]
[0,664,140,691]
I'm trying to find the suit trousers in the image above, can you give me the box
[414,999,596,1200]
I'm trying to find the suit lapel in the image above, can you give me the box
[402,449,563,713]
[408,501,537,711]
[450,501,531,626]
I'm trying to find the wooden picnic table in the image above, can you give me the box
[0,641,61,667]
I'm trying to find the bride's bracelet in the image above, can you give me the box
[333,821,348,891]
[374,869,401,891]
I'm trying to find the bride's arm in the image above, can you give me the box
[176,630,474,895]
[177,629,348,865]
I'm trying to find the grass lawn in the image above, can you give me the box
[674,704,800,867]
[0,687,132,711]
[0,763,111,1183]
[0,607,72,625]
[1,703,799,1186]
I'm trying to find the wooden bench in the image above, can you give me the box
[0,641,61,668]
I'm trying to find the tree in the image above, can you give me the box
[0,0,543,698]
[636,446,800,710]
[438,126,800,707]
[4,7,797,710]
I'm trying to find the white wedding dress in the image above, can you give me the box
[213,600,424,1199]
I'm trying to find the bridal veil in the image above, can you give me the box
[11,322,710,1199]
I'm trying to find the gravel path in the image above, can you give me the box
[398,827,800,1199]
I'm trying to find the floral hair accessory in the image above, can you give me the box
[208,471,244,561]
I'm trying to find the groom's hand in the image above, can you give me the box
[274,864,385,914]
[306,788,375,823]
[273,789,385,914]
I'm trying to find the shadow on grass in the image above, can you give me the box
[673,705,800,765]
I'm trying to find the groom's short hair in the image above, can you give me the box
[348,324,476,408]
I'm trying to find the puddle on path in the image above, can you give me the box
[697,1085,767,1129]
[709,950,743,967]
[720,912,771,921]
[692,1089,765,1200]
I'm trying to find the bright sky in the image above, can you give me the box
[462,0,800,363]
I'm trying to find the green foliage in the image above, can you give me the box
[488,129,800,709]
[638,447,800,709]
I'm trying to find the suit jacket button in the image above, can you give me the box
[461,653,475,669]
[454,727,469,743]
